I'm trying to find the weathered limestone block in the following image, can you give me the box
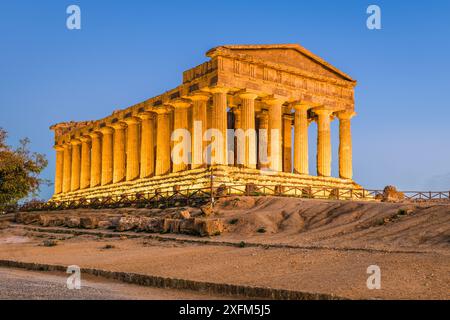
[194,218,224,236]
[80,216,99,229]
[39,215,65,227]
[15,212,40,225]
[380,185,405,202]
[64,216,80,228]
[179,218,196,234]
[163,218,181,233]
[145,218,164,233]
[175,210,191,220]
[200,205,213,217]
[116,216,141,232]
[98,220,113,229]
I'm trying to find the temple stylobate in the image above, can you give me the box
[50,44,363,201]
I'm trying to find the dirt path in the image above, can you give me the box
[0,267,231,300]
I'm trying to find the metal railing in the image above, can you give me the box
[12,183,450,212]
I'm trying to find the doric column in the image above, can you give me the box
[337,110,356,180]
[137,112,155,178]
[210,87,229,165]
[257,110,269,169]
[111,122,126,183]
[89,132,102,188]
[264,97,284,172]
[62,143,72,193]
[70,139,81,192]
[232,107,243,166]
[124,117,141,181]
[53,145,64,194]
[155,108,171,176]
[239,92,258,169]
[79,136,91,190]
[99,126,114,185]
[314,108,333,177]
[171,101,191,172]
[189,93,209,169]
[282,114,293,173]
[293,104,310,175]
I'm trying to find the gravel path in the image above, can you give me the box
[0,267,229,300]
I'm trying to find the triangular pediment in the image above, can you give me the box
[207,44,355,82]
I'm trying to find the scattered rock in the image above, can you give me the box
[15,213,40,225]
[381,185,405,202]
[195,218,224,237]
[42,239,58,247]
[177,210,191,220]
[39,215,65,227]
[64,217,80,228]
[98,220,113,229]
[116,216,140,232]
[80,216,99,229]
[200,205,213,217]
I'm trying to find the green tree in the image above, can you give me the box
[0,128,49,211]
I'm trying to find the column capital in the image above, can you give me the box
[257,110,269,119]
[283,114,294,121]
[209,86,229,94]
[69,139,81,146]
[110,121,127,130]
[53,144,65,151]
[238,91,258,100]
[98,126,114,135]
[87,131,102,138]
[79,135,91,143]
[262,96,285,107]
[336,110,356,120]
[168,99,191,109]
[291,102,311,111]
[313,107,334,117]
[153,106,172,114]
[136,111,155,120]
[122,116,140,125]
[188,92,210,102]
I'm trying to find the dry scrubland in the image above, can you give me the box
[0,196,449,299]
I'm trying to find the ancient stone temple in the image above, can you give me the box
[50,44,362,202]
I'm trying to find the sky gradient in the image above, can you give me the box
[0,0,449,200]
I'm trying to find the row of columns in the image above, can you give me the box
[54,88,355,195]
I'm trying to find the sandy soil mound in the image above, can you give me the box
[216,197,450,251]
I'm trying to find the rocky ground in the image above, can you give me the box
[0,196,449,299]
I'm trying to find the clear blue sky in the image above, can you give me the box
[1,0,449,200]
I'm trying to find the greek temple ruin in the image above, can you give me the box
[50,44,363,202]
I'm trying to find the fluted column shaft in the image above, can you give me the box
[337,111,355,180]
[293,105,310,175]
[233,107,243,166]
[315,108,333,177]
[190,94,209,169]
[282,114,293,173]
[100,127,114,185]
[266,98,284,172]
[70,140,81,191]
[125,117,140,181]
[155,109,171,176]
[79,136,91,189]
[211,87,229,165]
[62,144,72,193]
[172,102,190,173]
[239,92,257,168]
[89,132,102,188]
[112,123,126,183]
[257,111,269,169]
[138,112,155,178]
[54,145,64,194]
